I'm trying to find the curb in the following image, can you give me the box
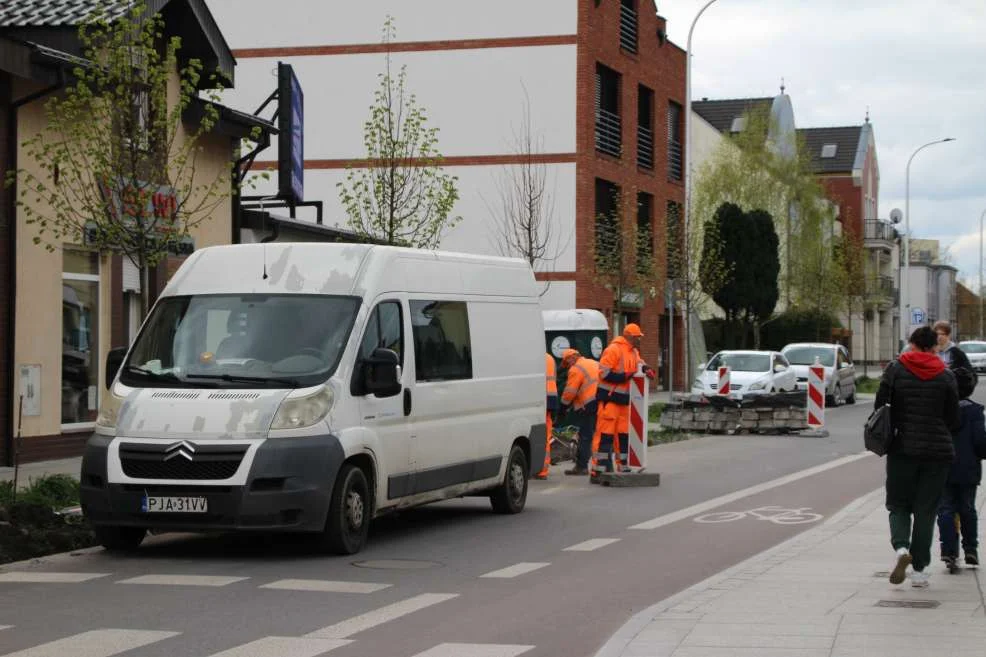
[592,486,884,657]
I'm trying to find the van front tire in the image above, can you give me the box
[94,525,145,552]
[318,463,370,555]
[490,445,529,514]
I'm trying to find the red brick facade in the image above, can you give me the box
[821,176,863,237]
[571,0,686,387]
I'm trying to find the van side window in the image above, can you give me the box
[410,300,472,381]
[360,302,404,365]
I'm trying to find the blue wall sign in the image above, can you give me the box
[278,62,304,205]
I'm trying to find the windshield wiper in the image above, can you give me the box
[124,366,184,383]
[185,373,300,387]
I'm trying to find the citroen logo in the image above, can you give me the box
[163,440,196,462]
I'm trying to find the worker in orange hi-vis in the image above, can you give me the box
[558,348,599,476]
[536,352,559,479]
[591,324,655,479]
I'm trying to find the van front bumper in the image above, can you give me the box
[80,434,345,533]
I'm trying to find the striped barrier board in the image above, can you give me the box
[628,374,648,470]
[718,366,731,396]
[807,364,825,427]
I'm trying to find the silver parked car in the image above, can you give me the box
[780,342,856,406]
[958,341,986,373]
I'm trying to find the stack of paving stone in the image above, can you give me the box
[659,392,809,434]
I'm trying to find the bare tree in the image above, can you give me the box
[485,86,570,292]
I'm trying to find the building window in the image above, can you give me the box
[595,178,621,262]
[667,101,683,181]
[410,300,472,381]
[637,192,654,274]
[637,85,654,169]
[666,200,682,280]
[62,249,100,426]
[595,63,622,158]
[619,0,638,53]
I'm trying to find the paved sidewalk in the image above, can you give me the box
[0,456,81,487]
[596,487,986,657]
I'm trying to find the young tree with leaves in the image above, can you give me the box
[338,16,460,248]
[6,3,251,319]
[836,229,867,371]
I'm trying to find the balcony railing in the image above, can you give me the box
[596,108,622,158]
[619,3,638,53]
[864,220,895,243]
[866,275,896,299]
[668,140,683,181]
[637,125,653,169]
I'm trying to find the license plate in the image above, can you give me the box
[142,496,208,513]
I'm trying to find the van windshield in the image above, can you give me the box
[120,294,360,388]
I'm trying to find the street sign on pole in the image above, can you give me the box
[910,307,926,326]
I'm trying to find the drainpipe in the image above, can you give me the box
[4,75,65,466]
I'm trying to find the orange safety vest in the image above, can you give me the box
[596,337,641,406]
[545,353,559,412]
[562,357,600,411]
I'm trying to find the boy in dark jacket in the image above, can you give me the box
[937,366,986,571]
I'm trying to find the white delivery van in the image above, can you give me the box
[81,243,547,554]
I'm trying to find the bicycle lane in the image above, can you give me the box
[319,452,888,657]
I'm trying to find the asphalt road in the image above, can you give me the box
[1,389,965,657]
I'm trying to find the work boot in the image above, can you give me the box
[533,473,548,480]
[565,466,588,476]
[966,550,979,566]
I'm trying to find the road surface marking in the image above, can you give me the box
[260,579,390,594]
[563,538,620,552]
[479,562,550,578]
[693,506,823,525]
[304,593,459,639]
[409,644,534,657]
[629,452,871,530]
[0,625,11,631]
[204,636,351,657]
[0,629,179,657]
[117,575,247,587]
[0,572,108,584]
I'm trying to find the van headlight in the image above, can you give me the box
[96,389,124,429]
[271,386,334,431]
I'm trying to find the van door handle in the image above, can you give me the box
[403,389,412,416]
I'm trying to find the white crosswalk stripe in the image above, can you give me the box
[0,572,108,584]
[204,636,351,657]
[304,593,459,639]
[116,575,247,587]
[409,644,534,657]
[563,538,620,551]
[260,579,390,594]
[479,563,549,578]
[0,629,178,657]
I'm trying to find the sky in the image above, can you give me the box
[663,0,986,287]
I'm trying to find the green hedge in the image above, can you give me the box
[0,474,96,565]
[703,309,843,354]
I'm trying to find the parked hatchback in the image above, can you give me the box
[958,341,986,373]
[780,342,856,406]
[692,350,797,396]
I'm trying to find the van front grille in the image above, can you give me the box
[119,442,248,480]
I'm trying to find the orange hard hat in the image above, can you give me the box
[561,348,580,363]
[623,323,644,338]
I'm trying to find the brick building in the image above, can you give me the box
[211,0,687,388]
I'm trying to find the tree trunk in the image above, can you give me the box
[139,256,152,322]
[863,308,870,378]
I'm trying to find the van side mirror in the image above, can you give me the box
[106,347,127,389]
[364,348,402,397]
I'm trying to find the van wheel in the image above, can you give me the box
[490,445,529,514]
[318,464,370,555]
[94,525,145,552]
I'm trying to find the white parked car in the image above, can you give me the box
[692,350,797,396]
[780,342,856,406]
[958,341,986,373]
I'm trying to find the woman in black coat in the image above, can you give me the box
[877,326,959,588]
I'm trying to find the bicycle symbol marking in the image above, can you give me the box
[693,505,823,525]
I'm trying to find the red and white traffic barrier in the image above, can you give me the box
[807,362,826,428]
[718,366,731,396]
[627,374,649,470]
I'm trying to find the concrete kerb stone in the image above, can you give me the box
[591,486,885,657]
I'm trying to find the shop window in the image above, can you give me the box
[410,300,472,381]
[62,250,100,425]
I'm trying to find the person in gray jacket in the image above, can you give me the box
[877,326,960,588]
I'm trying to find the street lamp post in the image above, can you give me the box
[682,0,720,392]
[900,137,955,350]
[980,208,986,338]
